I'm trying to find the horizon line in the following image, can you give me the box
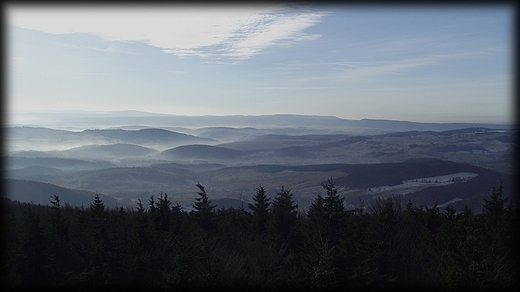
[8,109,513,126]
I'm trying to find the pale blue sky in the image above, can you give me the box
[6,4,514,123]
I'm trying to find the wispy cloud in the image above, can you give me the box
[278,45,494,86]
[7,5,329,61]
[337,49,493,81]
[220,9,326,59]
[331,56,443,82]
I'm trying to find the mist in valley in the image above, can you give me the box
[5,6,516,289]
[5,111,515,212]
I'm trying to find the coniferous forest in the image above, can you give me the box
[1,180,518,291]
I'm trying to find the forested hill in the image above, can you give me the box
[2,182,517,290]
[4,179,118,208]
[82,128,216,144]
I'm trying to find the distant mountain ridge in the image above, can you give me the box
[10,111,511,132]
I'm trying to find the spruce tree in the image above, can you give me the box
[248,186,271,234]
[155,192,172,233]
[192,183,216,231]
[45,195,72,284]
[308,178,345,245]
[86,193,109,282]
[268,186,299,248]
[89,194,107,241]
[193,183,215,213]
[49,195,68,244]
[483,182,507,218]
[320,178,345,220]
[134,198,151,248]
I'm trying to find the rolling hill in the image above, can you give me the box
[161,145,245,161]
[6,126,219,153]
[5,119,515,211]
[192,126,266,143]
[6,156,116,171]
[49,143,158,159]
[5,158,514,212]
[6,126,121,152]
[6,126,74,138]
[9,150,57,158]
[201,158,514,211]
[8,165,63,180]
[4,179,119,208]
[82,128,216,145]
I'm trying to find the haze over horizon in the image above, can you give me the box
[6,4,514,125]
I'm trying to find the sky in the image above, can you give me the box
[5,4,515,124]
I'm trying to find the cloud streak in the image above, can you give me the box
[278,46,494,87]
[7,5,329,61]
[331,49,493,83]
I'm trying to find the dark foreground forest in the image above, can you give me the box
[1,180,518,291]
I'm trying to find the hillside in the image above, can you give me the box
[5,123,515,210]
[6,156,115,172]
[82,128,217,146]
[48,144,158,161]
[200,159,514,211]
[66,143,156,155]
[161,145,245,161]
[4,179,118,208]
[6,126,218,153]
[17,157,510,211]
[191,126,266,143]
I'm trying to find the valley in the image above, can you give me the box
[4,113,516,211]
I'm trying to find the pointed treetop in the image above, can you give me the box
[193,183,216,213]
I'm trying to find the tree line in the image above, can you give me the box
[1,180,518,291]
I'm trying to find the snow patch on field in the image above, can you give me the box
[438,197,464,208]
[367,172,478,195]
